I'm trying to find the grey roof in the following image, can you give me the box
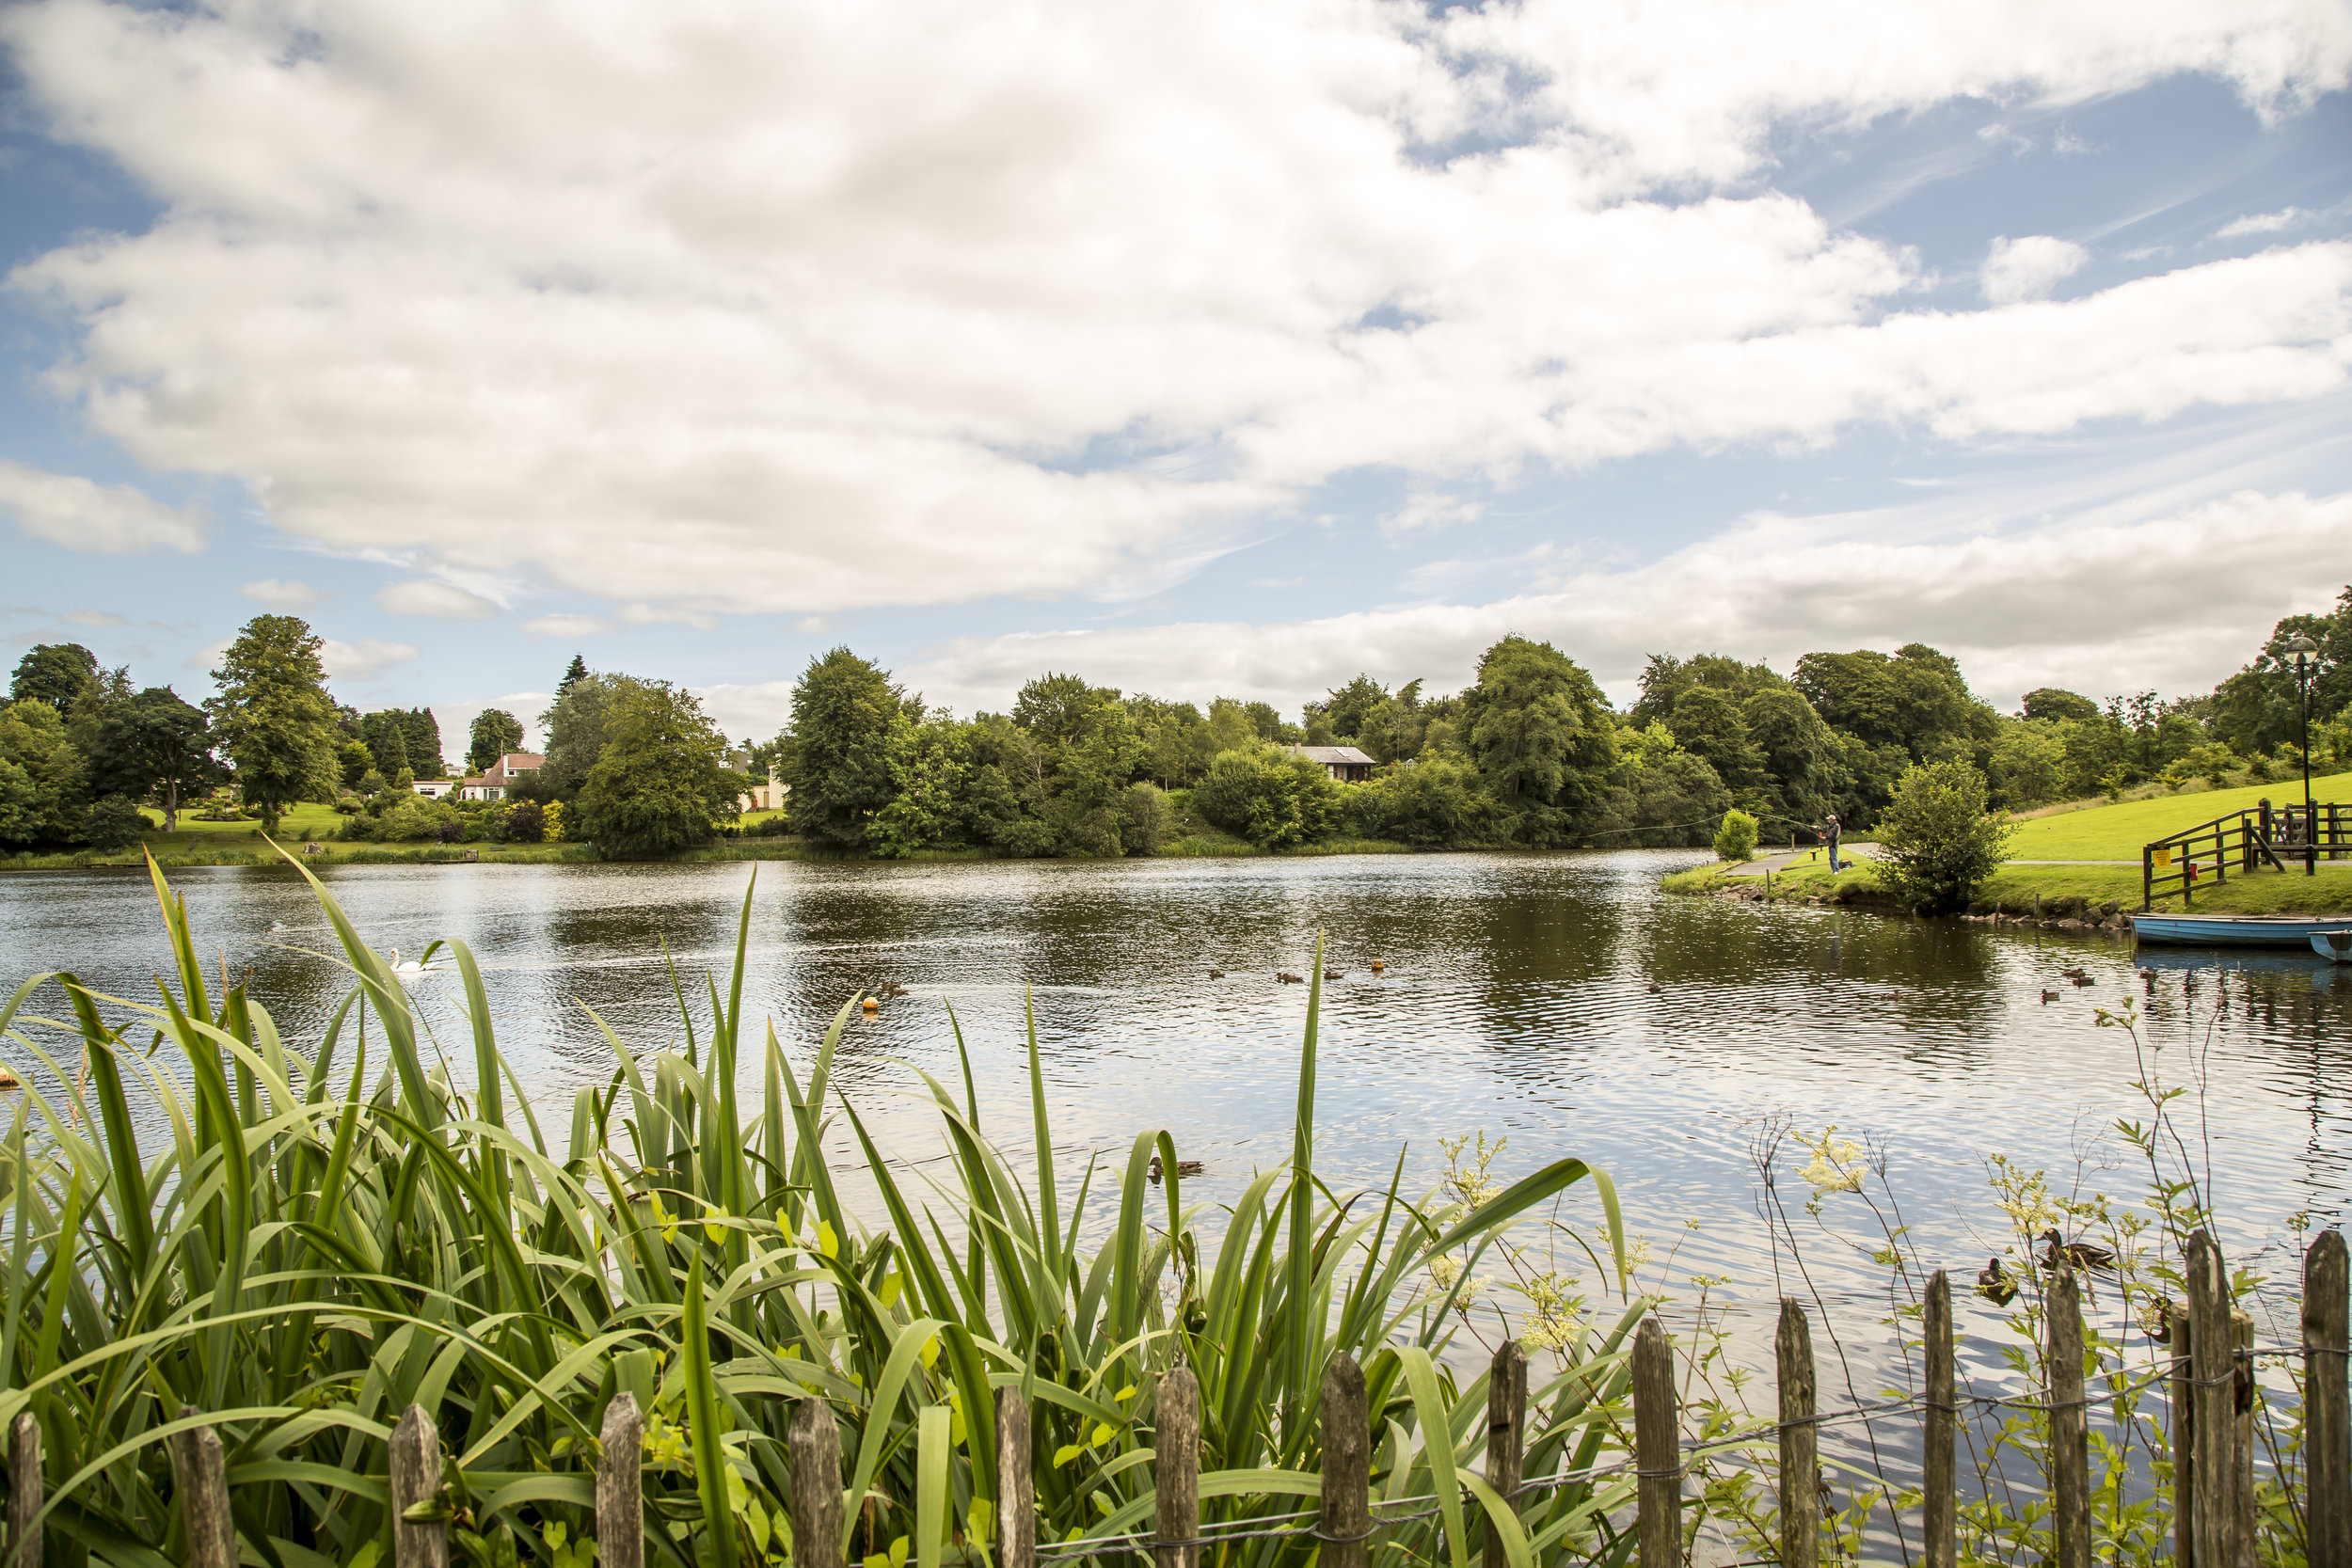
[1289,745,1376,765]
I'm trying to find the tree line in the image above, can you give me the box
[6,588,2346,857]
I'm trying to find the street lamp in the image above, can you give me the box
[2285,631,2320,876]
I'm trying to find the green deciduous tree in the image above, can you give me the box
[1873,759,2015,913]
[468,707,526,773]
[539,673,639,800]
[208,615,341,832]
[869,713,971,857]
[1195,745,1342,849]
[1345,753,1501,847]
[87,687,218,832]
[1459,636,1617,844]
[0,700,87,846]
[10,642,100,719]
[574,682,740,857]
[779,648,904,848]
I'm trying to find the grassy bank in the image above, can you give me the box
[1667,857,2352,917]
[2008,766,2352,861]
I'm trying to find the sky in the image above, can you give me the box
[2,0,2349,756]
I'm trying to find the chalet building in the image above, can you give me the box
[1287,744,1376,783]
[455,752,545,801]
[411,779,456,800]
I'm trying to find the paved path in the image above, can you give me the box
[1727,843,1878,877]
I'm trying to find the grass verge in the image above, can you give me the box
[1667,858,2352,917]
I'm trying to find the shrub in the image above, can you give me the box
[373,793,459,842]
[1117,781,1170,854]
[84,794,148,850]
[1872,759,2014,912]
[1194,745,1342,849]
[504,800,546,843]
[1712,808,1758,862]
[1346,754,1502,847]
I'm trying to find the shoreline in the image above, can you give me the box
[1663,856,2352,922]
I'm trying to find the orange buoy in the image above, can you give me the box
[861,996,880,1013]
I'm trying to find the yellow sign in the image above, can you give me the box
[2153,846,2172,869]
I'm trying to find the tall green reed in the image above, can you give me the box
[0,852,1642,1568]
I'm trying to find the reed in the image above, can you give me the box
[0,853,1639,1568]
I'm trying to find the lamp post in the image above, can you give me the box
[2285,631,2319,876]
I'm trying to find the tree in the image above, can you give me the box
[870,713,972,857]
[468,708,525,773]
[84,795,148,850]
[574,682,740,857]
[358,712,412,780]
[0,700,87,845]
[1345,754,1502,847]
[87,687,218,831]
[539,674,637,800]
[558,654,590,696]
[208,615,341,832]
[10,643,100,719]
[1712,808,1758,862]
[401,707,446,778]
[780,649,904,847]
[1872,759,2015,912]
[1666,686,1764,798]
[2020,688,2100,725]
[1458,636,1617,843]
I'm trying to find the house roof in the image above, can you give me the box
[1288,745,1376,766]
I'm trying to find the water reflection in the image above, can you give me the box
[3,851,2349,1321]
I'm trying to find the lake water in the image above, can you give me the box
[4,850,2348,1344]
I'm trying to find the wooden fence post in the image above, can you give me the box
[389,1403,447,1568]
[2172,1303,2195,1568]
[168,1406,236,1568]
[597,1394,643,1568]
[1776,1299,1818,1568]
[790,1398,845,1568]
[7,1412,37,1568]
[1322,1354,1370,1568]
[2233,1310,2255,1568]
[1634,1315,1679,1568]
[1155,1365,1201,1568]
[1486,1340,1527,1568]
[2189,1229,2233,1568]
[2047,1267,2090,1568]
[1923,1270,1955,1568]
[2308,1231,2350,1568]
[994,1387,1036,1568]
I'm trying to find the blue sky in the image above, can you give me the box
[2,0,2348,754]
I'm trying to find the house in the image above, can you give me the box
[740,779,790,814]
[1287,744,1377,783]
[455,752,546,801]
[411,779,456,800]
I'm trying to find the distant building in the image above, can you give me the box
[741,779,789,814]
[1287,744,1376,783]
[412,779,455,800]
[455,752,545,801]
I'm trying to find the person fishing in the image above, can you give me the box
[1820,812,1843,872]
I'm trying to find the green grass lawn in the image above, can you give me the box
[2005,767,2352,861]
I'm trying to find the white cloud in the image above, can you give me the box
[0,459,204,553]
[1980,235,2090,304]
[520,612,612,640]
[240,577,323,608]
[2,0,2346,623]
[694,681,798,746]
[376,578,499,620]
[431,691,550,758]
[58,608,127,626]
[2219,207,2311,238]
[900,488,2352,718]
[319,638,419,680]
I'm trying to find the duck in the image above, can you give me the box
[1324,969,1343,980]
[877,981,909,997]
[1976,1257,2017,1307]
[264,920,282,933]
[2142,1298,2176,1343]
[1277,972,1305,984]
[1207,969,1224,979]
[1647,982,1662,993]
[2039,1228,2116,1271]
[1147,1155,1205,1181]
[2067,974,2095,989]
[2041,989,2058,1004]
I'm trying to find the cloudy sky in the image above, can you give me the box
[3,0,2349,752]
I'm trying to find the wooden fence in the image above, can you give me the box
[2141,798,2346,909]
[7,1227,2345,1568]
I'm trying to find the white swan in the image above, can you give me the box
[387,947,442,981]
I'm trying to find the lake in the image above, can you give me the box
[4,849,2347,1338]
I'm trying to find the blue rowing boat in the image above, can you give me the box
[2133,913,2352,949]
[2314,929,2352,963]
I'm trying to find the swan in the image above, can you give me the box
[387,948,442,980]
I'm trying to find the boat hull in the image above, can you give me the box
[2134,913,2352,949]
[2313,929,2352,963]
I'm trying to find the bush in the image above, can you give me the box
[1346,755,1501,847]
[504,800,546,843]
[1712,808,1758,862]
[1194,746,1342,849]
[1873,759,2014,912]
[1117,782,1170,855]
[373,794,460,843]
[84,795,148,850]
